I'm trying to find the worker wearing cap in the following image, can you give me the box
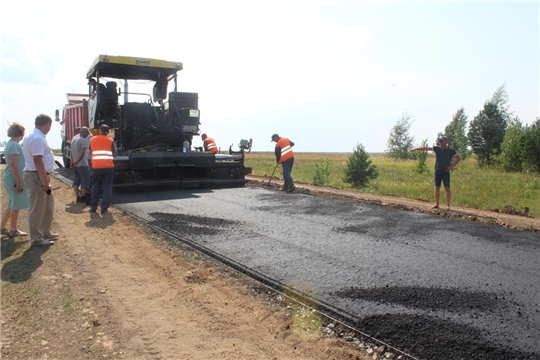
[71,126,91,204]
[89,125,116,214]
[271,134,296,193]
[201,134,219,154]
[410,136,461,210]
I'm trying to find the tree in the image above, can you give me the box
[444,107,469,159]
[386,111,415,160]
[521,118,540,173]
[490,83,514,124]
[467,102,507,166]
[499,117,524,172]
[343,143,378,188]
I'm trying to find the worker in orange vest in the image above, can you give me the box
[271,134,295,193]
[89,124,116,214]
[201,134,219,154]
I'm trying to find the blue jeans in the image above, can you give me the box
[281,157,294,189]
[91,168,114,212]
[73,166,91,189]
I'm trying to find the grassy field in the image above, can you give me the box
[244,152,540,219]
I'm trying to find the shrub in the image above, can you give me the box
[312,159,332,186]
[499,118,524,172]
[414,139,430,174]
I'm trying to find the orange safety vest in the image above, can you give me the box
[204,137,219,154]
[276,137,294,164]
[90,135,114,169]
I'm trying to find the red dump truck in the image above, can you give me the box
[55,55,251,192]
[57,93,89,168]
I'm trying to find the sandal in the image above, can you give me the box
[1,228,9,236]
[9,230,28,237]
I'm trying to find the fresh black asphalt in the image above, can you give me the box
[110,186,539,360]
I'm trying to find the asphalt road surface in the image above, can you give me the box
[112,186,539,360]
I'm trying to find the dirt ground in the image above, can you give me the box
[1,169,538,360]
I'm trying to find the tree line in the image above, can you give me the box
[385,84,540,173]
[339,84,538,188]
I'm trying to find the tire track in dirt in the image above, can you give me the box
[74,227,196,359]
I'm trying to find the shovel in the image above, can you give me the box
[267,163,278,186]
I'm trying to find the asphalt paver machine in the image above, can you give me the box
[59,54,251,192]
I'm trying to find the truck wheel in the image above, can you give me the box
[63,154,71,168]
[62,143,71,168]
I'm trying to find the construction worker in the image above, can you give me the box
[271,134,295,193]
[201,133,219,154]
[89,124,116,214]
[88,78,106,100]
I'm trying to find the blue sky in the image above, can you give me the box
[1,1,538,153]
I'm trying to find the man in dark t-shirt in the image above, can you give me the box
[410,136,461,210]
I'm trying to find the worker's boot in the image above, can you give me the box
[286,181,296,193]
[281,181,290,191]
[85,194,91,206]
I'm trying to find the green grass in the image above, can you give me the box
[0,240,28,259]
[62,294,77,312]
[292,308,322,339]
[245,152,540,218]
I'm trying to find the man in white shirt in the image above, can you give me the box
[23,114,60,247]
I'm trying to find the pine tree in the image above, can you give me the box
[343,143,378,188]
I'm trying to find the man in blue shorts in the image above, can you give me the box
[71,127,91,204]
[410,136,461,210]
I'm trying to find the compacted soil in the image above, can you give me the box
[1,167,538,360]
